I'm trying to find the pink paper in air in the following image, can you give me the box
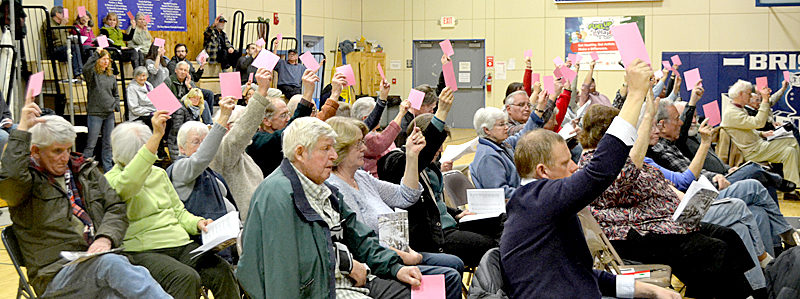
[255,38,266,47]
[670,55,682,66]
[532,73,541,84]
[96,35,109,48]
[144,15,151,23]
[559,66,577,84]
[27,72,44,97]
[567,53,582,64]
[153,38,165,48]
[524,49,533,58]
[63,8,68,21]
[147,83,183,115]
[251,49,280,71]
[610,23,650,67]
[219,72,243,99]
[77,6,87,18]
[442,61,458,91]
[377,63,386,82]
[590,52,600,61]
[248,73,254,82]
[196,51,208,64]
[411,274,445,299]
[702,100,722,127]
[408,89,425,110]
[543,76,555,95]
[439,39,454,57]
[662,60,672,71]
[683,68,702,91]
[552,67,562,78]
[785,71,793,83]
[552,56,564,66]
[276,34,283,44]
[336,65,357,86]
[756,76,768,91]
[299,51,320,72]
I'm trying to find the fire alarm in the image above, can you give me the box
[273,13,279,25]
[392,78,397,84]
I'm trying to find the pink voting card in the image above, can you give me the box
[442,61,458,92]
[408,89,425,110]
[251,49,280,71]
[196,50,209,64]
[299,51,320,72]
[377,63,387,82]
[147,83,182,115]
[567,53,582,64]
[276,33,283,44]
[439,39,454,57]
[126,11,134,21]
[553,67,562,78]
[63,8,69,21]
[560,66,578,84]
[662,60,672,71]
[683,68,702,91]
[248,72,254,82]
[524,49,533,58]
[255,38,266,47]
[336,65,356,86]
[532,73,541,84]
[219,72,242,99]
[153,38,165,48]
[611,22,650,67]
[552,56,564,66]
[671,55,682,66]
[144,14,151,23]
[77,6,87,18]
[543,75,555,95]
[96,35,109,49]
[411,275,445,299]
[590,52,600,61]
[785,71,793,83]
[756,76,768,91]
[702,100,721,127]
[26,72,44,97]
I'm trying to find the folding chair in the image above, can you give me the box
[2,226,37,299]
[577,208,673,288]
[442,170,473,209]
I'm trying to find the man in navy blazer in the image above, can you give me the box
[500,59,681,299]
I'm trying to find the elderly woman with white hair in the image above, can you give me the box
[722,79,800,186]
[166,88,211,158]
[104,111,239,298]
[238,116,423,298]
[469,89,548,199]
[126,66,156,123]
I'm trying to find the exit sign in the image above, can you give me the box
[440,16,456,28]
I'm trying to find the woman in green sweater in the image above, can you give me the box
[99,12,142,67]
[105,111,240,299]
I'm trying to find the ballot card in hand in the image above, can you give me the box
[672,176,718,227]
[378,209,410,252]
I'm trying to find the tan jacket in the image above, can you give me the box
[720,94,771,155]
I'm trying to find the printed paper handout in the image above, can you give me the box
[190,212,241,257]
[61,248,123,266]
[460,188,505,223]
[439,137,478,163]
[378,209,410,252]
[672,176,718,226]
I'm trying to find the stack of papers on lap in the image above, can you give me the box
[767,126,794,141]
[672,176,718,226]
[460,188,505,223]
[190,212,241,257]
[61,248,122,266]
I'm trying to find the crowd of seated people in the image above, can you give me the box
[6,8,800,298]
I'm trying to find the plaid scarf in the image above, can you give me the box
[31,154,95,243]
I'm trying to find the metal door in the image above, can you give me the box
[302,35,325,102]
[413,39,485,128]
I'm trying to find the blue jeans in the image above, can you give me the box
[85,114,115,172]
[727,162,783,203]
[720,179,794,255]
[44,254,171,298]
[420,252,463,299]
[0,124,17,153]
[53,44,84,77]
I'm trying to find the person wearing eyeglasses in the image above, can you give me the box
[167,88,210,159]
[504,90,534,136]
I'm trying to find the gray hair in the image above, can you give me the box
[175,61,190,71]
[29,115,76,149]
[282,117,338,162]
[504,90,528,106]
[176,121,209,151]
[655,98,675,124]
[110,121,152,166]
[351,97,376,121]
[336,102,351,118]
[728,79,753,100]
[135,12,147,21]
[286,94,304,116]
[214,105,246,126]
[473,107,506,138]
[133,66,148,78]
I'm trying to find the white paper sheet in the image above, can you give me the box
[60,248,122,266]
[439,137,478,163]
[460,188,505,223]
[672,176,718,225]
[190,212,241,257]
[767,126,793,141]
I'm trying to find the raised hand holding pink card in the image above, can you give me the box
[662,61,672,71]
[683,68,702,91]
[524,50,533,58]
[702,101,721,127]
[276,34,283,44]
[553,56,564,67]
[590,52,600,61]
[532,73,541,84]
[96,35,109,48]
[439,39,454,57]
[251,49,280,71]
[670,55,682,66]
[153,38,165,48]
[219,72,243,99]
[408,89,425,110]
[299,51,320,72]
[63,8,69,22]
[442,61,458,91]
[610,22,650,67]
[144,14,151,24]
[77,6,87,18]
[377,63,386,82]
[336,65,357,86]
[785,71,793,83]
[755,76,768,91]
[255,38,266,47]
[543,75,555,95]
[147,83,183,115]
[27,72,44,97]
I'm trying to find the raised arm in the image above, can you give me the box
[0,93,41,206]
[417,87,454,169]
[110,111,169,200]
[363,79,391,131]
[676,81,703,146]
[630,88,656,168]
[687,119,713,179]
[523,57,533,96]
[365,100,409,158]
[770,80,789,107]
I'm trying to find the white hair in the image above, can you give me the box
[176,61,190,70]
[286,94,303,116]
[504,90,528,106]
[176,121,209,150]
[351,97,376,121]
[728,79,753,100]
[282,117,338,162]
[655,98,676,124]
[110,121,151,166]
[215,105,246,125]
[29,115,76,149]
[473,107,507,138]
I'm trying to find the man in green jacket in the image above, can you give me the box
[238,116,423,299]
[0,95,169,297]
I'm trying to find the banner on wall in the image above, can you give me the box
[564,16,645,71]
[98,0,187,31]
[661,51,800,124]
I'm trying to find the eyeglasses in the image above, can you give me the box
[511,102,532,109]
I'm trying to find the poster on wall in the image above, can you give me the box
[98,0,187,31]
[565,16,645,71]
[660,51,800,125]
